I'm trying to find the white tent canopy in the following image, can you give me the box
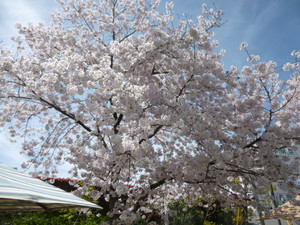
[0,163,100,211]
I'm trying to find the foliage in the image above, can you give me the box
[168,199,235,225]
[0,210,106,225]
[0,0,300,223]
[131,217,148,225]
[0,200,236,225]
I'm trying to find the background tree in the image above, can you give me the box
[0,0,300,224]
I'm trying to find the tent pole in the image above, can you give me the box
[285,221,292,225]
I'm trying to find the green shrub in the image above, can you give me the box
[0,210,107,225]
[168,199,235,225]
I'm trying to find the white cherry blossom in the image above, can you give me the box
[0,0,300,224]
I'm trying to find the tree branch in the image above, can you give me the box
[37,95,92,132]
[133,178,167,213]
[113,113,123,134]
[176,74,194,101]
[139,125,163,144]
[243,136,262,149]
[119,30,136,43]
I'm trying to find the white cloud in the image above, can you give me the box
[0,134,26,170]
[0,133,72,177]
[2,0,44,24]
[0,0,57,44]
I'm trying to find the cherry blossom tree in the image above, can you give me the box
[0,0,300,223]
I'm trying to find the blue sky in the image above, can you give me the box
[0,0,299,176]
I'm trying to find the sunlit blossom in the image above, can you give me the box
[0,0,299,223]
[240,42,248,50]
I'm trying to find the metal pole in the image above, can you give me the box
[270,185,282,225]
[236,206,240,225]
[163,149,169,225]
[164,194,169,225]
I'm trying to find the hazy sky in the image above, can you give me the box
[0,0,299,176]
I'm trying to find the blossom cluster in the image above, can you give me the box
[0,0,299,224]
